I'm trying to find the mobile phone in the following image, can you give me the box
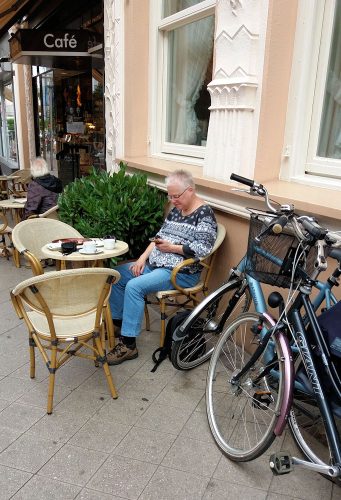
[149,237,161,243]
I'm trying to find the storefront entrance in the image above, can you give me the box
[32,66,104,186]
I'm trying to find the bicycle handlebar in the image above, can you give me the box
[230,173,255,188]
[298,217,328,241]
[230,172,341,255]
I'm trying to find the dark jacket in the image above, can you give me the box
[24,174,63,218]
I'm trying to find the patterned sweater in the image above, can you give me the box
[148,205,217,274]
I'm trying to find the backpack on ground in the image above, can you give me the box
[151,310,190,372]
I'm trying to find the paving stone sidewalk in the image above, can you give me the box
[0,256,340,500]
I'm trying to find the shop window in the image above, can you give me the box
[32,67,104,182]
[282,0,341,186]
[151,0,215,161]
[0,81,18,166]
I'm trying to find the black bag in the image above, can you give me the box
[61,241,77,255]
[151,310,190,372]
[317,300,341,359]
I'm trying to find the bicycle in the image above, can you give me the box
[205,174,341,479]
[171,176,340,371]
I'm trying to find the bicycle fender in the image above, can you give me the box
[172,278,243,341]
[263,312,295,436]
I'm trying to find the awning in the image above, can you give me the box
[0,0,31,37]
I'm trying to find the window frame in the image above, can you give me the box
[149,0,215,164]
[280,0,341,188]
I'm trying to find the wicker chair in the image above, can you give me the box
[7,169,31,198]
[144,222,226,346]
[11,218,83,274]
[0,211,13,260]
[11,218,116,349]
[11,268,121,414]
[27,205,59,220]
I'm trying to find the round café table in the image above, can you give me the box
[41,239,129,269]
[0,198,26,225]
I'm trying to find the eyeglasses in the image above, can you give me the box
[167,186,189,201]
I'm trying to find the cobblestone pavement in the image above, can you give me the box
[0,255,340,500]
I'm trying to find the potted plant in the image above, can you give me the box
[58,162,167,259]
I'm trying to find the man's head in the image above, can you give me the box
[30,157,49,178]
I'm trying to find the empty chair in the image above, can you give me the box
[12,218,82,274]
[11,268,121,414]
[12,217,116,349]
[0,211,13,260]
[145,222,226,345]
[27,205,59,220]
[7,169,31,198]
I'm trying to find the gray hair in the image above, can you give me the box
[165,169,195,189]
[30,157,49,178]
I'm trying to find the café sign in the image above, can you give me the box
[9,29,103,69]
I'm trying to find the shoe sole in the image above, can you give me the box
[107,352,138,366]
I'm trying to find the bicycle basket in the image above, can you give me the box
[246,213,317,288]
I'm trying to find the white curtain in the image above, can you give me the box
[167,2,214,145]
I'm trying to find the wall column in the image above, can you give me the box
[104,0,124,172]
[204,0,269,181]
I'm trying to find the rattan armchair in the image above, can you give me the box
[0,211,13,260]
[27,205,59,220]
[11,268,121,414]
[11,218,116,349]
[145,222,226,346]
[7,169,31,198]
[11,218,83,274]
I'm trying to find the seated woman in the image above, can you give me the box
[24,157,63,219]
[107,169,217,365]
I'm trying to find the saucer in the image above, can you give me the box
[79,249,103,255]
[47,243,62,251]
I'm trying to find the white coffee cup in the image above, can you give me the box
[82,241,97,253]
[104,238,116,250]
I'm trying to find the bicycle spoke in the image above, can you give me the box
[207,313,284,461]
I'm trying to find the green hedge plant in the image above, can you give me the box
[58,163,167,259]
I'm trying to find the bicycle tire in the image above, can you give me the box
[288,363,341,471]
[171,279,251,370]
[206,312,285,461]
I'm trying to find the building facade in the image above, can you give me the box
[1,0,340,292]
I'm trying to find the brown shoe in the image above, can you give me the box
[107,340,138,365]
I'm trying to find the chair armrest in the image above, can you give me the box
[170,257,200,293]
[22,250,45,276]
[10,292,24,319]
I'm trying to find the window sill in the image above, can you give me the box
[120,156,341,225]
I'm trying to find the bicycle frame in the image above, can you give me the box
[289,292,341,468]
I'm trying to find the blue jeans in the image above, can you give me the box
[109,262,201,337]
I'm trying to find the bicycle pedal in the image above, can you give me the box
[269,452,293,475]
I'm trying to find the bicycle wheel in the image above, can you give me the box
[289,363,341,469]
[171,279,251,370]
[206,312,285,461]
